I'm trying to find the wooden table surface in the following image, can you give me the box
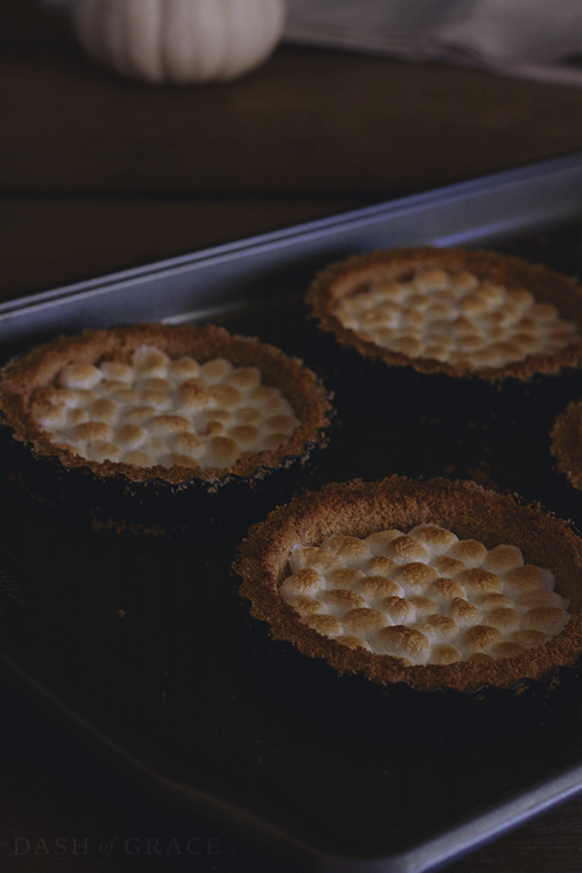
[1,2,582,871]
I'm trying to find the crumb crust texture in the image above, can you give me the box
[0,323,333,488]
[307,247,582,382]
[235,477,582,692]
[550,399,582,493]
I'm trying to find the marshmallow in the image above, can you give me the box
[280,523,570,665]
[33,347,300,471]
[335,268,578,370]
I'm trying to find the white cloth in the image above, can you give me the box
[284,0,582,87]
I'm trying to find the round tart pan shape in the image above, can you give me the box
[0,323,333,534]
[306,247,582,422]
[235,476,582,693]
[308,246,582,382]
[550,399,582,494]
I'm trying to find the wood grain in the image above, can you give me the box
[2,2,582,198]
[0,196,368,301]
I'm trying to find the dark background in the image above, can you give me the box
[1,1,582,871]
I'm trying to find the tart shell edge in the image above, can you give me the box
[307,247,582,382]
[550,399,582,492]
[0,322,334,488]
[235,476,582,693]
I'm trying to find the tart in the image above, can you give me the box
[0,323,333,532]
[235,476,582,692]
[550,398,582,492]
[307,247,582,382]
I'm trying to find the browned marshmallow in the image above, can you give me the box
[365,530,404,553]
[511,629,550,648]
[139,377,172,393]
[237,406,262,424]
[133,347,169,376]
[140,390,171,409]
[209,436,239,466]
[408,595,437,615]
[149,415,192,435]
[343,608,390,635]
[208,384,243,408]
[449,539,487,567]
[89,441,120,460]
[391,562,439,589]
[427,613,457,638]
[449,598,481,626]
[524,607,567,635]
[89,399,117,422]
[167,356,201,381]
[60,363,102,389]
[227,367,261,391]
[288,596,325,616]
[357,576,402,598]
[68,411,90,426]
[483,544,524,573]
[124,406,156,424]
[322,535,371,563]
[376,626,431,661]
[328,568,366,588]
[173,432,205,456]
[486,607,521,631]
[305,615,342,637]
[323,589,366,609]
[280,569,324,598]
[290,547,337,572]
[228,425,260,445]
[430,644,461,664]
[457,568,503,594]
[380,597,415,623]
[32,402,68,429]
[490,641,528,660]
[463,625,503,654]
[516,590,566,610]
[504,565,543,591]
[478,592,513,608]
[116,424,147,449]
[166,453,200,468]
[266,415,297,432]
[178,381,213,410]
[250,385,280,405]
[340,635,372,651]
[46,388,78,407]
[386,535,429,562]
[429,578,467,601]
[72,421,111,442]
[432,556,467,577]
[408,524,458,554]
[365,556,395,576]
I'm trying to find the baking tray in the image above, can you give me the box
[1,153,582,873]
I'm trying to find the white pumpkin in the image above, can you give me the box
[67,0,286,83]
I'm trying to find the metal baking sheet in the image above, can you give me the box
[1,153,582,873]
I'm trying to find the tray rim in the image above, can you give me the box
[1,652,581,873]
[2,150,582,344]
[2,151,582,872]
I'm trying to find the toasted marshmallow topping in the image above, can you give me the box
[281,523,570,665]
[32,346,300,470]
[335,269,578,369]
